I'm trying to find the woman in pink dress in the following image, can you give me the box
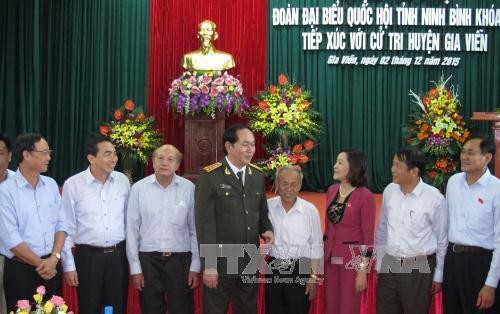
[324,149,376,314]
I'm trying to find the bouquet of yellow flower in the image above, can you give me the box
[9,285,73,314]
[403,76,470,188]
[99,99,163,164]
[247,74,320,142]
[258,139,316,173]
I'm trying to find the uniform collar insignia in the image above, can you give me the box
[224,167,231,175]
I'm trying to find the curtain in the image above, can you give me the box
[0,0,150,184]
[147,0,269,169]
[268,0,499,192]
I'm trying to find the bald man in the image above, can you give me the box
[126,145,200,314]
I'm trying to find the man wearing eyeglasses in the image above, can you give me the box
[0,133,68,312]
[61,135,130,314]
[443,135,500,313]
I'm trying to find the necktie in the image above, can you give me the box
[237,171,244,187]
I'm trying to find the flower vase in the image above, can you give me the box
[120,155,136,184]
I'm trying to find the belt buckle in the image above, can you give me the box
[103,247,115,253]
[162,252,172,257]
[452,244,464,253]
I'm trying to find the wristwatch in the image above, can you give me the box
[51,252,61,260]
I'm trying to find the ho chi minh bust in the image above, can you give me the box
[182,20,236,72]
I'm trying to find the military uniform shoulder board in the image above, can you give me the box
[203,162,222,172]
[248,163,263,172]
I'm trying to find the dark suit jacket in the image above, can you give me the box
[195,158,273,276]
[324,184,376,265]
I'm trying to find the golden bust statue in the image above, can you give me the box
[182,20,236,72]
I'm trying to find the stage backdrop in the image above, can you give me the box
[147,0,268,173]
[268,0,499,192]
[1,0,498,192]
[0,0,150,182]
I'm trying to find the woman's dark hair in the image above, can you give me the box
[342,149,369,187]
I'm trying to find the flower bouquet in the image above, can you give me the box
[248,74,321,178]
[247,74,321,144]
[403,76,470,188]
[166,71,249,118]
[99,99,163,164]
[257,139,316,174]
[9,285,73,314]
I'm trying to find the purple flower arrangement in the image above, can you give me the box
[424,135,453,156]
[167,71,249,118]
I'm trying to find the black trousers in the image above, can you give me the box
[203,275,258,314]
[4,255,62,312]
[138,251,194,314]
[376,254,436,314]
[74,241,129,314]
[443,247,500,314]
[264,257,311,314]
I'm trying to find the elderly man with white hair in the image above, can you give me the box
[266,165,324,314]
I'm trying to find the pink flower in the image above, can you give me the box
[17,300,30,310]
[202,75,212,85]
[235,86,243,96]
[225,76,236,85]
[201,85,209,94]
[180,85,187,93]
[50,295,65,307]
[171,79,181,89]
[188,76,197,85]
[210,87,219,97]
[191,86,201,94]
[213,77,224,85]
[36,285,46,295]
[216,86,228,94]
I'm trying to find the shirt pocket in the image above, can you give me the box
[216,187,237,198]
[113,193,128,208]
[404,210,427,236]
[37,193,60,223]
[171,201,188,226]
[467,198,494,230]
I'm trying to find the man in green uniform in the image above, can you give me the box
[195,124,274,314]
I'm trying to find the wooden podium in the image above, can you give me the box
[183,112,225,182]
[472,112,500,178]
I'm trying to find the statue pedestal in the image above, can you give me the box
[472,112,500,178]
[183,112,225,182]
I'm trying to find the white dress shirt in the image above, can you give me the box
[447,170,500,287]
[0,170,68,258]
[3,169,15,181]
[267,196,323,260]
[226,157,246,185]
[375,179,448,282]
[61,168,130,272]
[126,174,200,275]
